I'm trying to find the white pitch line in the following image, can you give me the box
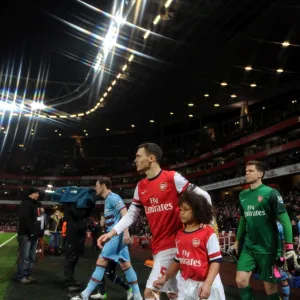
[0,234,17,248]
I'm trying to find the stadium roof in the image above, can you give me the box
[0,0,300,138]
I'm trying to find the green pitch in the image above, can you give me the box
[0,233,16,245]
[0,233,18,300]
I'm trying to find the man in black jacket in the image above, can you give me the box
[16,187,41,284]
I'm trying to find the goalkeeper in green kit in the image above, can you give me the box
[231,161,295,300]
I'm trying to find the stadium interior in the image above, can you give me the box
[0,0,300,299]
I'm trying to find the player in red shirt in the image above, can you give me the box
[98,143,212,300]
[153,189,225,300]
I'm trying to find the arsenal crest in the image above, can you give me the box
[192,238,200,247]
[160,182,167,191]
[257,196,263,202]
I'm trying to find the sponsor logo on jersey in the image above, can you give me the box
[192,238,200,247]
[277,196,283,203]
[141,190,147,195]
[160,182,167,191]
[144,203,173,214]
[178,257,202,267]
[244,210,266,217]
[244,205,266,217]
[257,196,263,202]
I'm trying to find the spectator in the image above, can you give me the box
[49,209,63,254]
[16,187,41,284]
[37,207,48,238]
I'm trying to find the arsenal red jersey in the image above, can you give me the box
[132,170,189,254]
[174,226,222,282]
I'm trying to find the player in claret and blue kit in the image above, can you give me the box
[71,177,143,300]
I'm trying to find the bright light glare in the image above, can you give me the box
[115,13,126,26]
[128,55,134,62]
[282,41,290,47]
[0,101,17,111]
[31,102,46,110]
[153,15,161,25]
[103,25,118,54]
[93,53,103,71]
[165,0,173,8]
[144,30,150,39]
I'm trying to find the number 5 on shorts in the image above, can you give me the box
[160,267,167,276]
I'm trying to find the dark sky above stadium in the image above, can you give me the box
[0,0,300,138]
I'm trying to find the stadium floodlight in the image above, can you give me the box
[0,101,17,111]
[93,14,119,71]
[31,102,46,110]
[93,53,103,71]
[103,25,118,54]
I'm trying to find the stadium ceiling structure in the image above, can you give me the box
[0,0,300,137]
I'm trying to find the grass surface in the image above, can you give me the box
[0,233,18,300]
[0,234,298,299]
[0,233,15,245]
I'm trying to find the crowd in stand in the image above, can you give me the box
[191,149,300,187]
[0,100,299,178]
[163,103,300,165]
[1,190,299,244]
[0,212,18,231]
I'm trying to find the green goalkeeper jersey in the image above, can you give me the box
[239,184,286,254]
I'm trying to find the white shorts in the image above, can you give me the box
[146,248,178,294]
[177,273,225,300]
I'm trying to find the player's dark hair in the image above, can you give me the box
[246,160,266,176]
[137,142,163,163]
[179,187,213,225]
[97,176,112,189]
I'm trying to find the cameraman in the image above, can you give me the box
[63,200,94,291]
[16,187,41,284]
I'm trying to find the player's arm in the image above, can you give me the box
[199,262,220,299]
[236,216,246,243]
[277,213,293,245]
[167,241,183,280]
[271,190,293,245]
[165,261,180,280]
[199,232,222,299]
[98,186,142,247]
[120,206,131,243]
[112,186,143,235]
[153,242,181,290]
[173,172,211,204]
[278,225,285,254]
[105,204,141,237]
[276,223,286,263]
[271,190,296,268]
[152,261,180,290]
